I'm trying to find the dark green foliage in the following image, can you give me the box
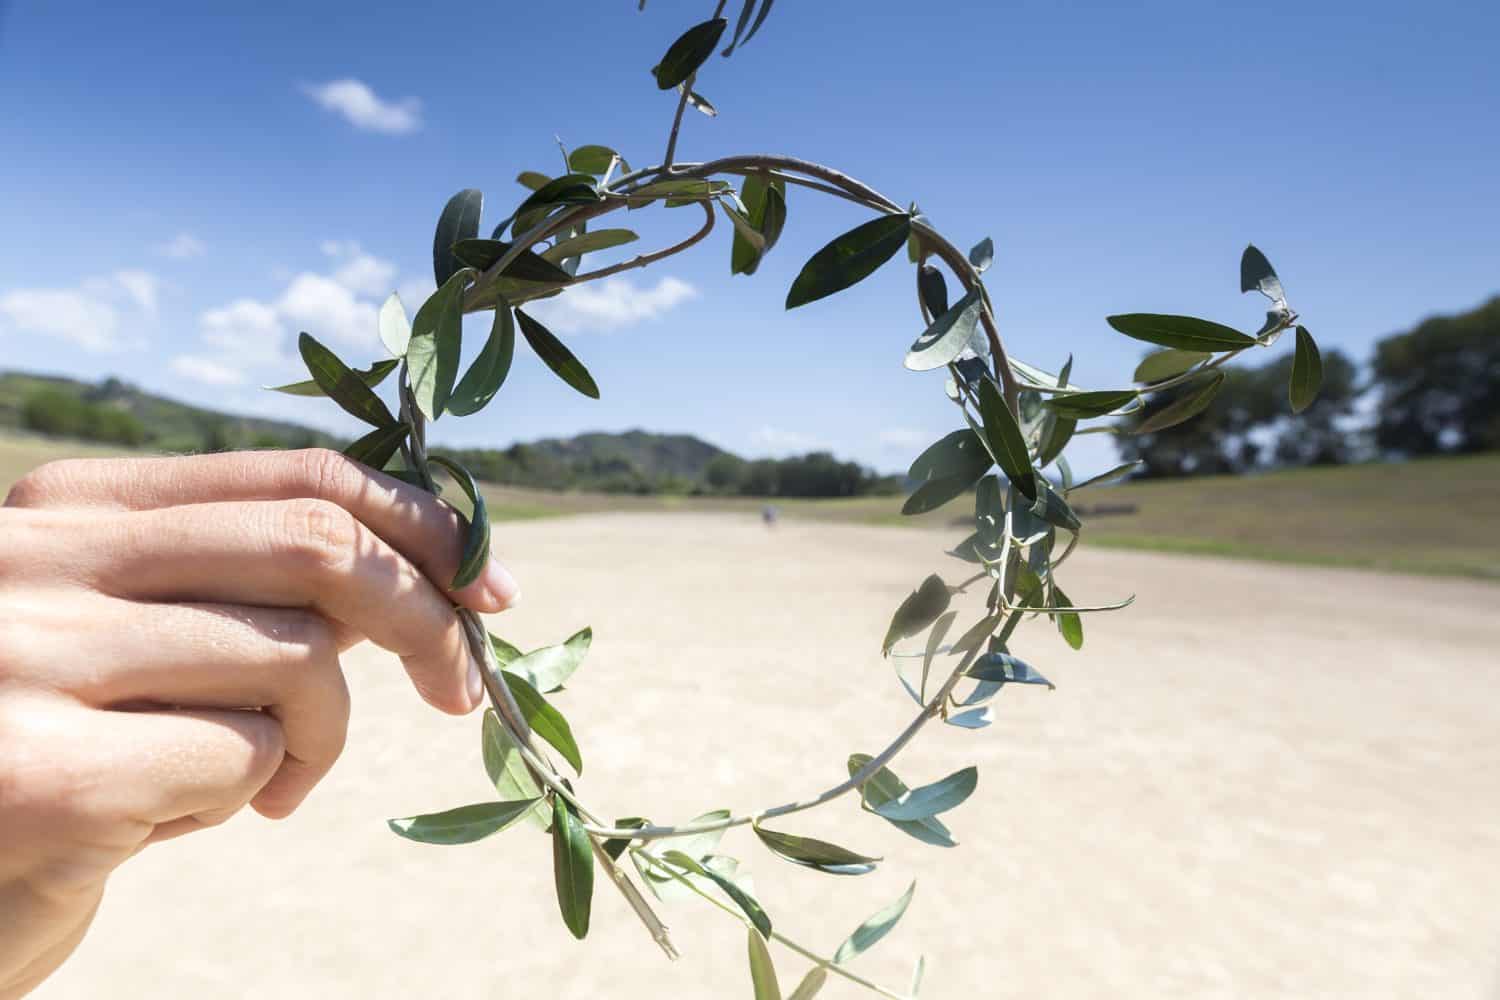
[17,387,148,445]
[1371,296,1500,455]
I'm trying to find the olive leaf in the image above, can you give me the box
[504,626,593,693]
[901,429,992,515]
[660,850,772,939]
[425,455,490,590]
[1290,325,1323,413]
[865,768,977,823]
[788,967,828,1000]
[379,293,412,358]
[1133,371,1225,435]
[786,214,911,309]
[746,926,781,1000]
[269,357,398,398]
[881,574,950,656]
[966,651,1054,688]
[515,308,601,399]
[1240,244,1286,307]
[567,144,620,175]
[433,188,482,286]
[847,754,957,848]
[447,304,516,418]
[833,881,916,964]
[481,709,551,830]
[515,170,551,191]
[551,800,594,940]
[388,798,541,846]
[1052,585,1084,650]
[752,824,880,875]
[1044,389,1138,419]
[730,173,786,276]
[542,228,640,264]
[917,264,948,317]
[342,422,410,470]
[904,288,985,372]
[294,333,397,428]
[976,376,1037,501]
[450,239,575,284]
[407,270,470,421]
[1107,313,1256,352]
[968,237,994,273]
[652,17,727,89]
[1133,347,1207,384]
[503,672,584,775]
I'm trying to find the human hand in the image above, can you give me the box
[0,449,518,998]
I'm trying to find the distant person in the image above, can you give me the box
[761,503,779,528]
[0,450,521,997]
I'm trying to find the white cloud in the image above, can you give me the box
[277,273,379,348]
[110,270,161,315]
[301,79,422,135]
[749,425,826,456]
[201,299,285,366]
[157,233,206,259]
[0,287,121,352]
[528,276,697,334]
[320,240,397,297]
[169,355,243,386]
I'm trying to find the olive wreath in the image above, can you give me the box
[274,4,1321,996]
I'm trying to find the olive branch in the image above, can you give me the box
[272,3,1323,996]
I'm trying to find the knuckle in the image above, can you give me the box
[295,448,361,506]
[240,714,288,780]
[280,498,359,575]
[3,461,73,508]
[268,610,339,670]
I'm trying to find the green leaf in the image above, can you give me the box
[433,189,482,287]
[481,709,551,830]
[1289,326,1323,413]
[515,309,601,399]
[294,333,397,428]
[881,574,950,656]
[911,956,926,996]
[488,633,524,666]
[450,239,574,284]
[740,0,775,46]
[1240,244,1286,305]
[753,824,879,875]
[504,626,592,693]
[379,293,411,358]
[833,881,916,964]
[1044,389,1137,419]
[1133,348,1207,384]
[408,270,469,420]
[508,175,601,237]
[902,429,992,516]
[917,264,948,317]
[788,967,828,1000]
[635,810,734,901]
[969,237,994,273]
[847,754,957,848]
[976,376,1036,501]
[746,926,781,1000]
[920,610,956,702]
[904,288,985,372]
[387,798,541,846]
[1053,585,1084,649]
[653,18,728,89]
[722,0,756,55]
[786,214,911,309]
[966,651,1053,688]
[602,817,648,862]
[551,800,594,940]
[427,455,490,590]
[567,144,619,175]
[447,307,516,417]
[1067,460,1141,491]
[661,850,772,939]
[516,170,551,192]
[1133,371,1225,435]
[1107,313,1256,352]
[868,768,977,822]
[732,175,787,276]
[343,422,410,470]
[1028,477,1082,533]
[625,179,721,207]
[503,672,583,775]
[268,358,398,398]
[542,228,639,264]
[1036,411,1076,468]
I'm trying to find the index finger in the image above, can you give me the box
[5,449,520,612]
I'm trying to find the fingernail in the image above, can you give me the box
[467,657,485,710]
[482,557,521,611]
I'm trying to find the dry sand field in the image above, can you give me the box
[31,513,1500,999]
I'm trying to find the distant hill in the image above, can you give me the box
[0,370,898,498]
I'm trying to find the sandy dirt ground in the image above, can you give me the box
[32,513,1500,999]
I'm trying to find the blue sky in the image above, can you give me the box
[2,0,1496,474]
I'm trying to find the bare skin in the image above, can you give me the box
[0,449,520,999]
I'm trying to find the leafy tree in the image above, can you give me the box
[1371,296,1500,455]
